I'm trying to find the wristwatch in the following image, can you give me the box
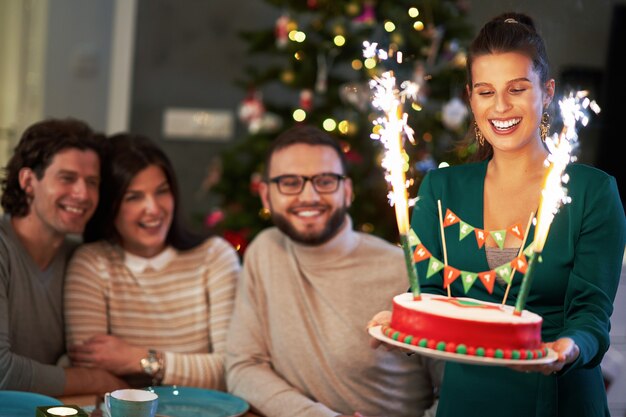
[140,349,164,385]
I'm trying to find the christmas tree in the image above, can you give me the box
[209,0,476,254]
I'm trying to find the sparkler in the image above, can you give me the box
[514,91,600,315]
[365,42,421,300]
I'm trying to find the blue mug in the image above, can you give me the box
[104,389,158,417]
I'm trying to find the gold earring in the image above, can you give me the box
[540,112,550,141]
[259,207,271,220]
[474,121,484,146]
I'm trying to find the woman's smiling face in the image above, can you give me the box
[469,51,554,154]
[114,164,174,258]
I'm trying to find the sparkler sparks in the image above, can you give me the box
[533,90,600,252]
[514,90,600,315]
[364,42,421,299]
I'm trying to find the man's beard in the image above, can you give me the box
[271,205,347,246]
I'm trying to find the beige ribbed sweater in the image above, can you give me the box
[64,237,240,389]
[226,216,442,417]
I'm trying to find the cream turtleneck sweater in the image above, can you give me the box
[226,216,442,417]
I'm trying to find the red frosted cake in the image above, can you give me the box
[382,293,549,360]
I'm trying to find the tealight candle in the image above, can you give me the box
[36,405,88,417]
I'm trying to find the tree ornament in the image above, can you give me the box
[223,229,249,254]
[452,51,467,69]
[411,62,429,104]
[249,172,263,195]
[238,89,265,126]
[281,70,295,84]
[345,2,360,16]
[415,153,437,174]
[300,89,313,111]
[425,25,445,67]
[353,0,375,25]
[204,210,225,228]
[339,82,370,112]
[316,51,338,93]
[275,13,290,49]
[249,113,282,135]
[442,97,469,131]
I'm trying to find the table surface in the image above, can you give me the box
[57,394,261,417]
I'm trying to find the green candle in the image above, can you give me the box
[514,251,541,316]
[400,233,421,300]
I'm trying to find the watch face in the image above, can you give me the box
[141,354,161,376]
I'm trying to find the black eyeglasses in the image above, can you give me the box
[267,173,347,195]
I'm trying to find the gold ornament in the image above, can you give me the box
[259,207,272,220]
[281,70,295,84]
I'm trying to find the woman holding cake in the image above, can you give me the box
[369,11,625,417]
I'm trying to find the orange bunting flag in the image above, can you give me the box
[443,265,461,288]
[511,255,528,274]
[474,229,487,249]
[443,209,461,227]
[413,244,432,263]
[478,271,496,294]
[508,223,525,240]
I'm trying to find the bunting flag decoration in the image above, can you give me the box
[523,242,536,258]
[474,228,487,248]
[411,241,529,293]
[443,265,461,288]
[443,208,461,226]
[489,230,506,249]
[426,257,445,278]
[495,263,513,284]
[408,209,534,294]
[511,255,528,274]
[458,221,474,241]
[489,230,507,249]
[508,223,525,240]
[440,207,532,250]
[461,271,479,293]
[478,271,496,294]
[407,228,420,246]
[413,244,431,262]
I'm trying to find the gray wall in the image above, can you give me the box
[44,0,113,131]
[468,0,615,71]
[129,0,279,226]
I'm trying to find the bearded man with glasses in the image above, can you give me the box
[226,125,442,417]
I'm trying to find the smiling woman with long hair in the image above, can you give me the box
[64,133,240,389]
